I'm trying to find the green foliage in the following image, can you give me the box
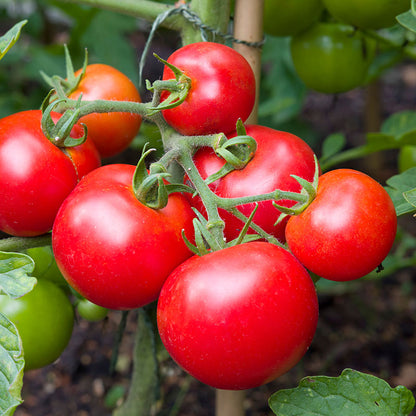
[385,168,416,216]
[0,20,27,60]
[0,252,36,299]
[269,369,415,416]
[0,313,24,416]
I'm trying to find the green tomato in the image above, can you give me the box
[322,0,409,30]
[263,0,324,37]
[26,246,68,289]
[0,279,74,370]
[290,22,374,94]
[77,299,108,322]
[398,145,416,172]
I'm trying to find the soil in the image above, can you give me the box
[9,42,416,416]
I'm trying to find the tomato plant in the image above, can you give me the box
[25,246,68,290]
[69,64,142,158]
[52,163,195,310]
[161,42,256,136]
[157,241,318,390]
[263,0,324,37]
[0,110,101,237]
[0,279,74,371]
[290,23,375,94]
[322,0,410,30]
[76,298,108,321]
[187,124,318,242]
[285,169,398,281]
[398,145,416,172]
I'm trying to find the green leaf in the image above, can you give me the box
[404,187,416,208]
[259,37,306,124]
[385,168,416,216]
[269,369,415,416]
[381,110,416,137]
[320,133,346,162]
[0,20,27,61]
[0,252,37,299]
[0,313,24,416]
[397,10,416,32]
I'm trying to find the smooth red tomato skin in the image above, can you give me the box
[69,64,142,158]
[188,125,318,242]
[286,169,397,281]
[157,242,318,390]
[52,164,195,311]
[161,42,255,136]
[0,110,100,237]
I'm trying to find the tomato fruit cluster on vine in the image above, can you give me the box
[0,40,398,389]
[263,0,410,94]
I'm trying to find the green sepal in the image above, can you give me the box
[133,145,172,210]
[40,45,88,97]
[205,133,257,186]
[0,20,27,61]
[228,203,260,247]
[147,53,192,114]
[41,96,87,148]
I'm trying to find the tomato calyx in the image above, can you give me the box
[133,144,194,209]
[41,94,87,148]
[41,45,88,97]
[273,156,320,224]
[147,53,192,114]
[205,121,257,185]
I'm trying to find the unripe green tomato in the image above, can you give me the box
[322,0,409,30]
[290,23,374,94]
[26,246,68,289]
[0,280,74,370]
[398,145,416,172]
[77,299,108,322]
[263,0,324,37]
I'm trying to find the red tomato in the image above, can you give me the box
[52,164,195,310]
[69,64,142,158]
[161,42,255,136]
[285,169,397,281]
[157,242,318,390]
[0,110,101,237]
[187,125,318,242]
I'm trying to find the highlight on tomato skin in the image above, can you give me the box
[285,168,398,282]
[157,242,319,390]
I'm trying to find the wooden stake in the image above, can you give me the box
[215,2,264,416]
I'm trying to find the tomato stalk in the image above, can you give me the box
[0,234,52,252]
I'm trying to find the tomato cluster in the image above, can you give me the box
[0,41,398,388]
[264,0,410,94]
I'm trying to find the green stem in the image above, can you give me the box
[215,189,309,210]
[113,308,159,416]
[177,143,226,248]
[228,208,284,247]
[0,234,52,252]
[56,0,184,30]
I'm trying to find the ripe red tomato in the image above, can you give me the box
[157,242,318,390]
[69,64,142,158]
[161,42,255,136]
[187,125,318,242]
[285,169,397,281]
[52,164,195,310]
[0,110,101,237]
[0,279,74,371]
